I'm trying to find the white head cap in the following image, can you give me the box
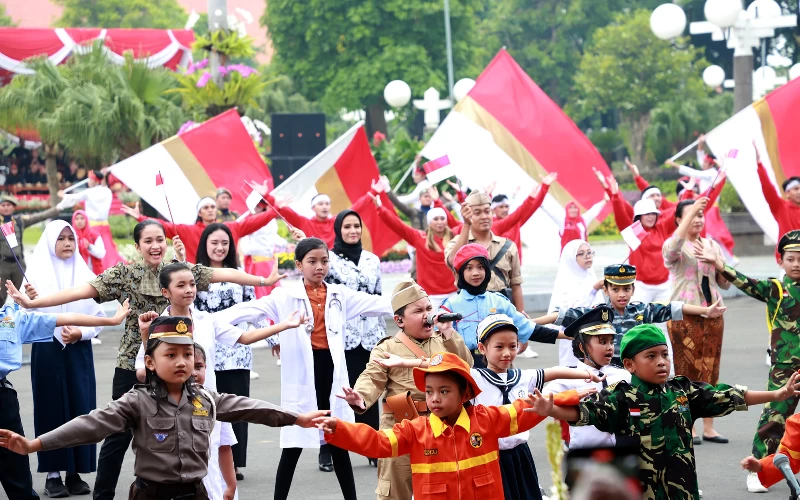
[426,207,447,225]
[196,197,216,213]
[633,199,660,217]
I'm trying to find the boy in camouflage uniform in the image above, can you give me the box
[529,324,800,500]
[697,229,800,492]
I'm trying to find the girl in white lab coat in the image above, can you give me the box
[213,237,393,500]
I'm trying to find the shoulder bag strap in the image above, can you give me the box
[395,332,427,359]
[488,239,513,286]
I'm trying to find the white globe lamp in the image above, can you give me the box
[650,4,688,40]
[789,63,800,81]
[746,0,781,19]
[702,65,726,88]
[453,78,476,102]
[704,0,744,28]
[384,80,412,108]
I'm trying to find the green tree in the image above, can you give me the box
[263,0,488,134]
[572,9,707,167]
[478,0,663,106]
[54,0,188,29]
[0,5,17,27]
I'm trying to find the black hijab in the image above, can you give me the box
[457,255,492,296]
[333,209,363,265]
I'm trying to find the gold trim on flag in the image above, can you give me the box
[161,137,218,199]
[754,98,785,190]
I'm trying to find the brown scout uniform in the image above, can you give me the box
[351,279,473,500]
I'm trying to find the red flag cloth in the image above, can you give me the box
[1,221,17,248]
[423,155,451,175]
[155,173,164,186]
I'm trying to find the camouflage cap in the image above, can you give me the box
[620,324,667,360]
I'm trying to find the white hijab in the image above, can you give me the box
[548,239,598,313]
[25,220,105,334]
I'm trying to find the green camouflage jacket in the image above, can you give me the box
[576,375,748,500]
[556,300,683,367]
[721,265,800,365]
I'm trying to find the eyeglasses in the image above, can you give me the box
[576,251,596,258]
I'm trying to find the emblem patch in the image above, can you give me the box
[430,354,444,366]
[193,409,209,417]
[154,433,168,442]
[469,432,483,448]
[601,310,609,322]
[176,320,188,333]
[676,395,690,413]
[192,397,203,409]
[619,266,625,273]
[635,314,644,322]
[423,448,438,456]
[489,308,496,314]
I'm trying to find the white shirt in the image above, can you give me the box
[544,361,631,450]
[238,217,283,257]
[134,306,243,392]
[471,368,545,450]
[63,186,113,222]
[203,420,238,500]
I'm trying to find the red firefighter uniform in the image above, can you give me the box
[757,413,800,487]
[327,388,580,499]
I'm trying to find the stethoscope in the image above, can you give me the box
[303,292,343,335]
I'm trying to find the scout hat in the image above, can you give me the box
[465,191,491,207]
[564,305,615,339]
[477,313,518,344]
[391,279,428,314]
[147,316,194,345]
[0,194,18,206]
[604,264,636,286]
[778,230,800,255]
[619,324,667,360]
[413,351,482,398]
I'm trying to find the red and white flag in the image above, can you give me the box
[621,221,648,252]
[1,221,17,248]
[155,172,164,186]
[245,188,264,214]
[422,155,456,184]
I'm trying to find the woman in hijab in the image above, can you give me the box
[547,239,603,367]
[72,209,105,275]
[323,209,385,468]
[25,220,106,497]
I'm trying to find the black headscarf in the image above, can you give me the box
[457,255,492,296]
[333,209,363,265]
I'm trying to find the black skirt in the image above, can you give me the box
[215,369,250,468]
[31,339,96,474]
[499,443,543,500]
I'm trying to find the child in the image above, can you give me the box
[335,278,472,500]
[316,352,594,500]
[0,298,130,500]
[376,314,605,500]
[193,343,238,500]
[0,316,325,500]
[741,411,800,489]
[535,263,725,369]
[696,229,800,492]
[544,306,632,449]
[440,243,567,368]
[528,324,800,500]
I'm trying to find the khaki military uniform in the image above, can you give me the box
[38,384,297,498]
[352,331,473,500]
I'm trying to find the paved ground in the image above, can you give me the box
[4,293,798,500]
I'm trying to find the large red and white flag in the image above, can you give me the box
[621,221,648,252]
[705,78,800,242]
[110,110,273,224]
[271,123,400,255]
[0,221,16,248]
[421,49,612,262]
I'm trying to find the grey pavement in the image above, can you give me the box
[4,296,798,500]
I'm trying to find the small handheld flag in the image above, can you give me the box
[155,173,164,186]
[621,221,649,264]
[156,171,175,223]
[703,149,735,196]
[422,155,456,184]
[241,181,296,232]
[0,221,28,283]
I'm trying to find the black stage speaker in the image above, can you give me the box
[270,113,326,186]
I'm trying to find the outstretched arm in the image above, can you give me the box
[209,263,285,288]
[55,299,130,328]
[493,180,552,234]
[6,281,98,309]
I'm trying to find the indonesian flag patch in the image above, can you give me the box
[630,408,641,417]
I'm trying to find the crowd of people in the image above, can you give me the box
[0,136,798,500]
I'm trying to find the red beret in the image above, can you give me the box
[453,243,489,272]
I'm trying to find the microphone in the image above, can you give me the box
[774,453,800,499]
[425,312,463,325]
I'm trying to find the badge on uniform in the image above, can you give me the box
[430,354,443,366]
[469,432,483,448]
[154,433,168,442]
[630,408,641,417]
[489,308,496,314]
[676,395,690,413]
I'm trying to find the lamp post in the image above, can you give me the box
[650,0,796,112]
[383,78,476,130]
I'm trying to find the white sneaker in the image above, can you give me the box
[91,338,102,345]
[747,472,768,493]
[698,489,702,497]
[250,371,260,380]
[766,352,771,367]
[518,349,538,358]
[277,359,282,366]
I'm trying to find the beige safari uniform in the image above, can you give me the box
[444,231,523,293]
[38,384,297,496]
[352,331,473,500]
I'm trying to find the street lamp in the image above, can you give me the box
[383,80,412,108]
[453,78,476,102]
[650,3,687,40]
[702,65,726,88]
[383,81,453,130]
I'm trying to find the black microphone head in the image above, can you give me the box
[774,453,790,467]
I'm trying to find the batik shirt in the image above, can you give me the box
[720,264,800,366]
[555,301,683,367]
[576,375,748,500]
[90,261,212,370]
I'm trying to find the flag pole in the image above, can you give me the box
[242,181,297,232]
[158,171,176,224]
[61,178,90,194]
[668,139,700,163]
[0,229,28,284]
[392,162,416,193]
